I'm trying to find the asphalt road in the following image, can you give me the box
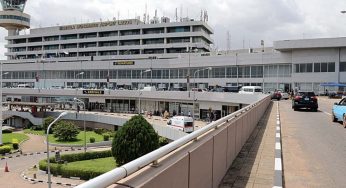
[280,97,346,188]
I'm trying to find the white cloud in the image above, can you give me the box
[1,0,346,59]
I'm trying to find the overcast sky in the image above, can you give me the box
[1,0,346,59]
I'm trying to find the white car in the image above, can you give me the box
[278,90,289,100]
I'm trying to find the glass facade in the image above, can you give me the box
[2,64,291,80]
[1,0,27,12]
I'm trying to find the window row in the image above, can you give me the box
[294,62,335,73]
[10,26,207,44]
[2,64,292,80]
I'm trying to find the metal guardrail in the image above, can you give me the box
[75,96,270,188]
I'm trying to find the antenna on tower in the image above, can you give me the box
[175,8,178,22]
[227,31,231,52]
[180,5,183,22]
[143,4,147,23]
[117,11,120,20]
[200,10,203,21]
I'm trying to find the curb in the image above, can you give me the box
[21,170,78,187]
[273,101,283,188]
[0,148,83,160]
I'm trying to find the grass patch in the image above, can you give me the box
[2,133,29,149]
[48,131,108,145]
[23,129,45,136]
[63,157,116,172]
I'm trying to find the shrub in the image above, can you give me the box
[0,146,11,154]
[38,150,112,180]
[31,125,43,131]
[2,129,13,134]
[112,115,159,165]
[159,137,169,147]
[43,116,57,134]
[94,128,106,135]
[53,121,80,141]
[89,137,95,143]
[12,139,19,150]
[103,134,110,141]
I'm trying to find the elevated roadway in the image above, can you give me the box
[280,97,346,187]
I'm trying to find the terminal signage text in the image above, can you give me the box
[59,19,138,30]
[113,61,135,65]
[82,90,105,95]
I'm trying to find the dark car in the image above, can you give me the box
[271,91,282,100]
[292,92,318,111]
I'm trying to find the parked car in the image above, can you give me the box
[277,90,289,100]
[271,91,282,100]
[331,98,346,128]
[292,91,318,111]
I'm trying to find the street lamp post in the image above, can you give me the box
[138,69,152,114]
[186,47,198,97]
[74,98,86,153]
[0,61,9,145]
[74,72,84,88]
[46,112,68,188]
[193,67,212,119]
[148,56,157,87]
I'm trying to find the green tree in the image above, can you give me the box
[112,115,159,165]
[43,116,59,134]
[53,121,80,141]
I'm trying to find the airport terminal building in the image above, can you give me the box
[2,1,346,94]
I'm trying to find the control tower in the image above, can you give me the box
[0,0,30,36]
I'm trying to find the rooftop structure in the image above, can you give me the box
[0,0,30,36]
[3,16,213,62]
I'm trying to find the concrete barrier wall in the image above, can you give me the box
[118,96,271,188]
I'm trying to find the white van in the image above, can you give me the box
[17,84,31,88]
[167,116,194,133]
[141,86,156,91]
[238,86,263,94]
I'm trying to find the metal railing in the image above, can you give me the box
[75,96,270,188]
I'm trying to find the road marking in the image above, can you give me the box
[275,142,281,150]
[276,126,280,131]
[322,111,331,116]
[276,133,280,138]
[275,158,282,171]
[276,120,280,124]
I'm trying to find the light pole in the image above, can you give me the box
[139,69,152,114]
[148,56,157,87]
[74,72,84,88]
[74,98,86,153]
[46,111,68,188]
[193,67,212,119]
[0,61,8,145]
[186,47,198,96]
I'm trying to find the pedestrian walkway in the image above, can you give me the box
[20,133,47,153]
[219,102,276,188]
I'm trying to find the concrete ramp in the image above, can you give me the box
[46,112,188,140]
[3,110,43,125]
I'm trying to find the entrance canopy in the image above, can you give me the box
[4,101,56,107]
[319,82,346,87]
